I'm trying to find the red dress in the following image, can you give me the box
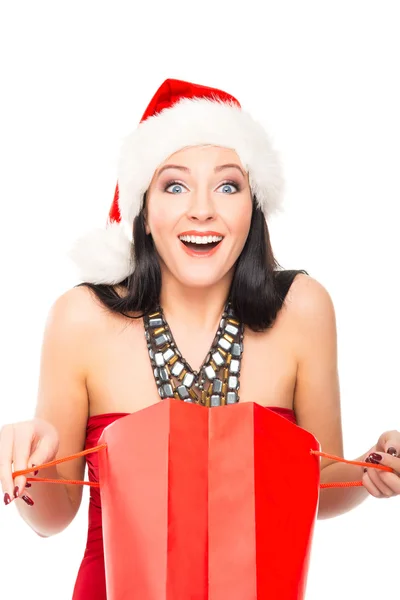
[72,407,297,599]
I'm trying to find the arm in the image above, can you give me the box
[289,274,370,520]
[15,286,93,537]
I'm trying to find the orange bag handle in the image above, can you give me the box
[11,445,396,489]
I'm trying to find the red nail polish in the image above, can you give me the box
[363,468,368,473]
[25,482,32,488]
[387,447,398,456]
[32,465,39,476]
[22,495,34,506]
[368,453,382,462]
[3,493,12,506]
[13,486,19,498]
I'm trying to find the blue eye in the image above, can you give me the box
[218,181,239,194]
[165,182,185,194]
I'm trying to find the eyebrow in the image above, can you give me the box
[156,163,247,178]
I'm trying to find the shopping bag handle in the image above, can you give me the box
[11,445,396,489]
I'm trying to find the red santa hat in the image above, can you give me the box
[68,78,284,284]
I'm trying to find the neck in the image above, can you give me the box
[159,273,232,334]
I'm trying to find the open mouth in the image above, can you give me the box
[181,240,221,252]
[178,235,224,254]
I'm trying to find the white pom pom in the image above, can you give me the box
[67,221,134,284]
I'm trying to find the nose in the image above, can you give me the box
[186,188,216,222]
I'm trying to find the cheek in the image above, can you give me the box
[148,201,179,236]
[224,202,252,240]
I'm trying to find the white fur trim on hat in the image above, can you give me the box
[68,97,284,284]
[67,221,134,285]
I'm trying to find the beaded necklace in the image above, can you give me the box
[144,300,244,407]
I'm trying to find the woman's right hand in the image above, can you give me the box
[0,418,60,506]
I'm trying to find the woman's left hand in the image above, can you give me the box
[363,430,400,498]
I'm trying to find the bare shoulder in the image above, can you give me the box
[284,272,338,379]
[47,286,107,335]
[284,272,336,320]
[47,285,107,326]
[41,285,112,387]
[38,284,105,413]
[282,273,337,347]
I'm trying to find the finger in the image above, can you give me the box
[20,494,34,506]
[376,431,400,452]
[0,425,15,505]
[367,466,395,497]
[12,423,33,498]
[28,435,56,476]
[26,436,58,503]
[363,469,386,498]
[367,451,400,476]
[378,471,400,495]
[383,439,400,458]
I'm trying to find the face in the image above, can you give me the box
[144,145,253,289]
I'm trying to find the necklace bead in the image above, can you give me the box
[144,299,243,406]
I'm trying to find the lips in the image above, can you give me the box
[177,229,225,258]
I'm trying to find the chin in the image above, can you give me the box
[172,264,236,290]
[159,253,237,289]
[176,274,223,289]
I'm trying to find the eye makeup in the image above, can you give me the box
[162,179,242,193]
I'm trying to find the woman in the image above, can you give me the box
[1,79,399,599]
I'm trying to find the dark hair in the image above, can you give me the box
[76,194,308,332]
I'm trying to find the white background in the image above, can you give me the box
[0,1,399,598]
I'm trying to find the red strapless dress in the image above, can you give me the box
[72,407,297,599]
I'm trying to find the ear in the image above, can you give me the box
[142,192,151,235]
[144,216,151,235]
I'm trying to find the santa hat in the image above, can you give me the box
[68,78,284,284]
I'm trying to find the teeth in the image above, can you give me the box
[179,235,223,244]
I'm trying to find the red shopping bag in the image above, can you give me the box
[97,399,320,600]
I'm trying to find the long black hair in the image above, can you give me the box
[76,194,308,332]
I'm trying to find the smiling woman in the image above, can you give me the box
[5,78,398,600]
[61,81,317,597]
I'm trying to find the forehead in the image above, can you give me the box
[158,145,245,170]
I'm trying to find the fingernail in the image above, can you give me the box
[363,468,368,473]
[368,453,382,462]
[25,482,32,488]
[13,486,19,498]
[387,447,398,456]
[22,495,34,506]
[32,465,39,476]
[3,493,12,506]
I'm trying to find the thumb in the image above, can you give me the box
[383,440,399,457]
[375,430,400,456]
[28,438,59,477]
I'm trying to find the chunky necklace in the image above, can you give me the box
[144,299,244,407]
